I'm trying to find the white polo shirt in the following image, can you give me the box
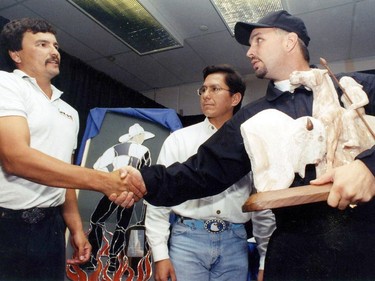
[0,70,79,209]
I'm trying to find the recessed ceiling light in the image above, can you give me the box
[210,0,283,36]
[68,0,182,55]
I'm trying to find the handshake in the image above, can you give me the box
[107,166,147,208]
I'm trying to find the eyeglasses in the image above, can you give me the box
[197,85,232,96]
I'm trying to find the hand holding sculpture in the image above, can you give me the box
[311,160,375,210]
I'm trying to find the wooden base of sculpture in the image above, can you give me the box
[242,184,331,212]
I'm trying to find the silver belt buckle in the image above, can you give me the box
[204,218,226,233]
[21,208,45,224]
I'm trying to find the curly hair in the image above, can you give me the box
[1,18,56,52]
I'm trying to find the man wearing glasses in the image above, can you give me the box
[145,64,275,281]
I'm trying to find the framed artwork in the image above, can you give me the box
[66,108,182,281]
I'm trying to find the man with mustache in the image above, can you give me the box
[0,18,133,281]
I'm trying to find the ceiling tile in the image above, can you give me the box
[283,0,354,14]
[23,0,131,56]
[0,0,18,10]
[186,30,251,75]
[151,44,207,84]
[86,57,151,92]
[140,0,228,38]
[351,0,375,59]
[301,5,353,65]
[113,51,182,89]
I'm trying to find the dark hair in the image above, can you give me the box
[1,18,56,52]
[202,64,246,114]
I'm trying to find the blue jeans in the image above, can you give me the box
[169,219,249,281]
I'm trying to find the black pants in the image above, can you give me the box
[0,206,66,281]
[264,200,375,281]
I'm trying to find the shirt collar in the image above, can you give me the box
[274,79,293,92]
[203,117,218,132]
[13,69,63,101]
[266,80,312,101]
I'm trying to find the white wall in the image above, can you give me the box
[142,82,202,116]
[142,56,375,116]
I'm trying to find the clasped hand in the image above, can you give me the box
[108,166,147,208]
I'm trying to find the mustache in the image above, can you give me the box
[45,56,60,65]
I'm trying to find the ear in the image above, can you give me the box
[8,50,21,64]
[285,32,298,52]
[231,92,242,107]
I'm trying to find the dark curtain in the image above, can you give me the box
[0,17,12,72]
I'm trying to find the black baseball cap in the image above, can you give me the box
[234,10,310,47]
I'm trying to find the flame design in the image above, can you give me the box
[135,251,152,281]
[88,257,103,281]
[113,256,128,281]
[101,262,113,281]
[66,231,152,281]
[66,264,88,281]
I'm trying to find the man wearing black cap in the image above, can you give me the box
[235,10,310,48]
[120,10,375,280]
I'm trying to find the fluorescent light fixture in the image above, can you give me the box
[210,0,283,36]
[68,0,182,55]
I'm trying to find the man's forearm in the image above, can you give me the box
[3,146,132,198]
[62,189,85,235]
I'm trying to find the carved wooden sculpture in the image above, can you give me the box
[242,61,375,211]
[240,109,326,192]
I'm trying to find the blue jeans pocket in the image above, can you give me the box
[232,225,247,239]
[171,221,189,236]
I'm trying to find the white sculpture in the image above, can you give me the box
[340,76,369,117]
[339,76,369,148]
[289,69,375,175]
[241,69,375,194]
[289,69,343,173]
[240,109,326,192]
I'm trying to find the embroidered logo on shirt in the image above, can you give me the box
[59,110,73,120]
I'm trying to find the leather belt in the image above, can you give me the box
[176,215,243,234]
[0,206,61,224]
